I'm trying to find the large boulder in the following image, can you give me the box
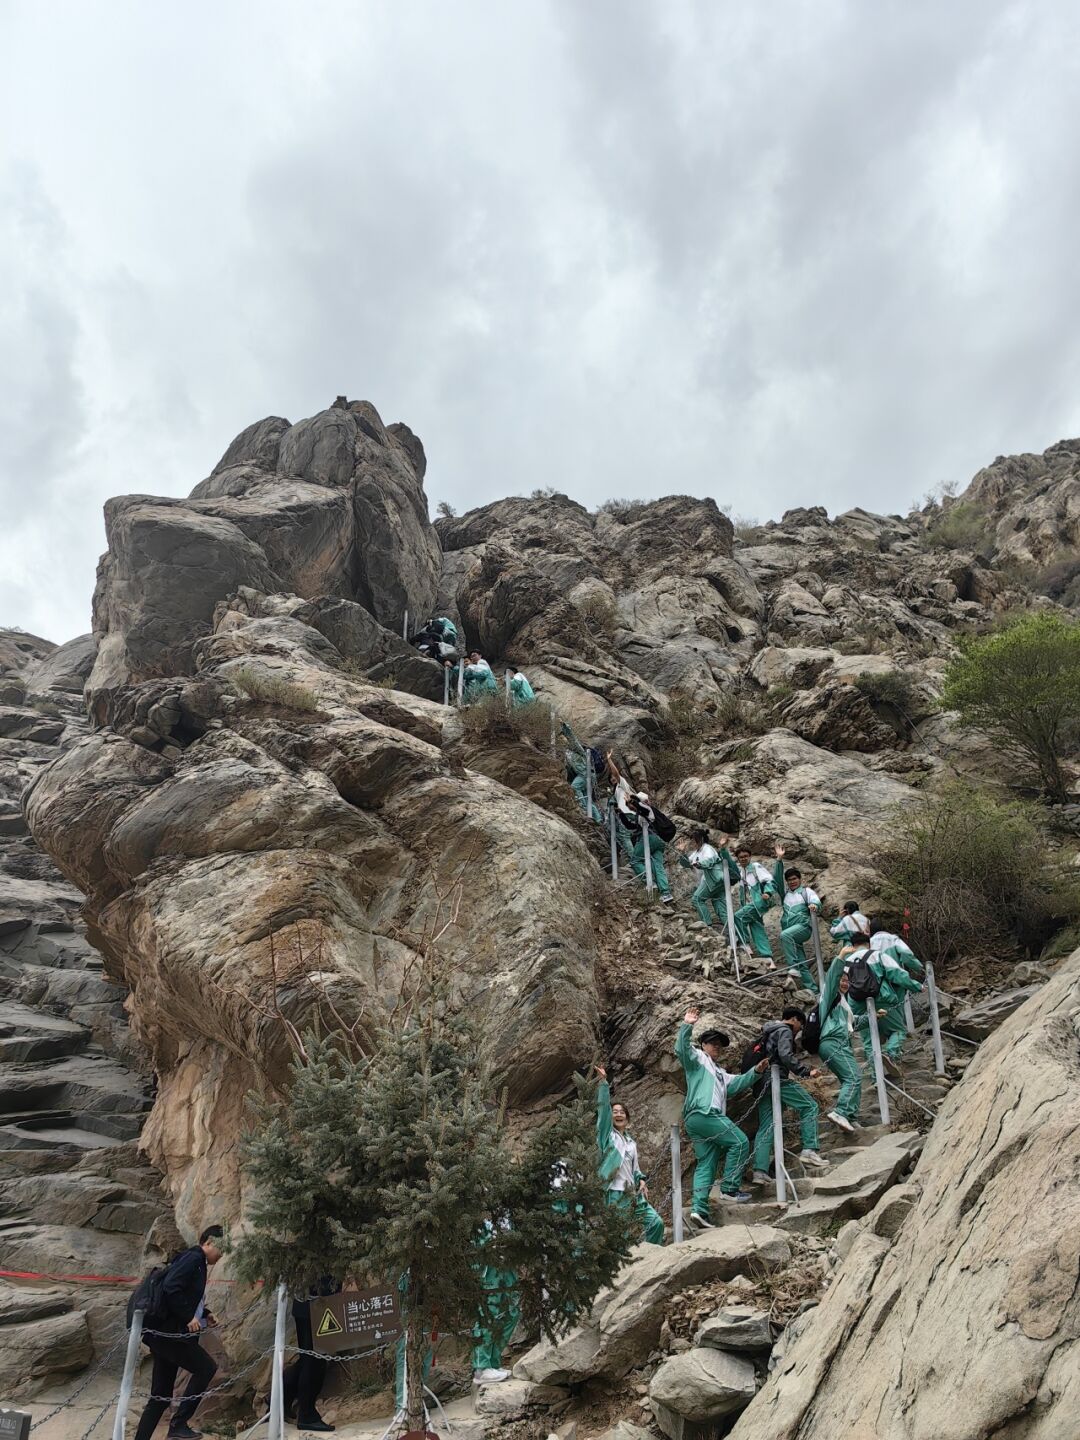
[514,1227,791,1385]
[0,1285,93,1395]
[727,949,1080,1440]
[650,1346,757,1437]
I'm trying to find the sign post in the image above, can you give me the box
[810,912,825,991]
[670,1126,684,1243]
[0,1408,32,1440]
[311,1285,404,1356]
[770,1065,787,1206]
[111,1309,143,1440]
[721,863,741,984]
[865,1006,892,1125]
[926,963,946,1076]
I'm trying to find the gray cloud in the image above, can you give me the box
[1,0,1079,642]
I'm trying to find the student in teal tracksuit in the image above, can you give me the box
[830,902,870,945]
[675,1008,765,1226]
[675,828,728,926]
[816,954,862,1132]
[847,947,922,1068]
[869,922,925,977]
[471,1221,520,1384]
[508,669,535,706]
[750,1010,829,1183]
[608,757,673,901]
[564,737,605,822]
[721,840,784,959]
[594,1067,664,1244]
[776,849,821,990]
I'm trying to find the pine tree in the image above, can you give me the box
[234,976,634,1428]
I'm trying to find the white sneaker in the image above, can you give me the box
[800,1149,829,1169]
[474,1368,511,1384]
[688,1211,714,1230]
[827,1110,855,1133]
[751,1170,771,1186]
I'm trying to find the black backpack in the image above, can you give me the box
[740,1032,768,1073]
[650,806,677,843]
[847,952,881,1002]
[801,1006,823,1053]
[127,1264,168,1329]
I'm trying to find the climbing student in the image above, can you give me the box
[563,728,606,823]
[282,1277,339,1432]
[868,919,925,977]
[132,1224,225,1440]
[816,956,862,1133]
[776,848,822,991]
[472,1219,520,1384]
[675,1007,766,1224]
[721,838,784,959]
[461,650,499,704]
[830,901,870,944]
[607,755,674,901]
[675,827,728,927]
[750,1009,829,1185]
[507,667,535,706]
[412,615,458,661]
[845,943,921,1072]
[594,1066,665,1244]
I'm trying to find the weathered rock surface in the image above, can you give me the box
[952,986,1042,1040]
[650,1346,757,1436]
[694,1305,773,1352]
[0,1283,93,1393]
[728,950,1080,1440]
[514,1227,791,1385]
[775,1131,922,1236]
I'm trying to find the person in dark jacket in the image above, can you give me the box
[133,1224,225,1440]
[750,1011,829,1185]
[282,1277,340,1432]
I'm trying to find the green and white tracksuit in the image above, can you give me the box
[566,746,603,823]
[830,911,869,943]
[816,956,862,1121]
[627,796,671,896]
[870,932,925,978]
[471,1222,521,1372]
[675,1023,758,1214]
[509,671,535,706]
[678,843,728,926]
[725,852,784,958]
[848,951,922,1059]
[463,659,499,703]
[596,1080,664,1244]
[780,885,821,990]
[751,1021,820,1173]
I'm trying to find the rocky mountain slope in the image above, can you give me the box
[6,398,1079,1432]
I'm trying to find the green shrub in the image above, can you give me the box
[877,782,1078,968]
[1034,552,1080,608]
[460,691,554,749]
[854,669,917,713]
[597,498,647,521]
[923,501,994,555]
[231,665,318,713]
[941,611,1080,802]
[576,591,617,639]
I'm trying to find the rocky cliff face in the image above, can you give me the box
[10,402,1080,1430]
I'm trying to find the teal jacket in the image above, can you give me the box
[817,955,855,1046]
[719,851,783,907]
[596,1080,642,1187]
[509,673,535,705]
[849,956,921,1017]
[675,1023,758,1119]
[875,936,924,977]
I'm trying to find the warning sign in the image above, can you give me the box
[0,1409,30,1440]
[312,1284,403,1355]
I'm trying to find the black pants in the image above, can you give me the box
[282,1298,328,1422]
[132,1334,218,1439]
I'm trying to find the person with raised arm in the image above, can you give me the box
[674,827,728,927]
[594,1066,665,1244]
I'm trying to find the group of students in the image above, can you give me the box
[410,615,535,707]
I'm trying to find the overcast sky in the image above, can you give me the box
[2,1,1079,642]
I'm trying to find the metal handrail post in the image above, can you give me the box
[865,1005,891,1125]
[111,1309,143,1440]
[641,818,655,894]
[670,1126,684,1243]
[721,863,741,984]
[770,1065,787,1205]
[926,963,946,1075]
[268,1281,288,1439]
[810,912,825,990]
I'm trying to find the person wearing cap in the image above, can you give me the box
[675,1008,765,1226]
[594,1066,665,1244]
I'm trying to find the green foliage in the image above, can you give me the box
[597,498,647,521]
[461,690,555,748]
[234,988,633,1425]
[877,783,1078,967]
[941,611,1080,802]
[854,669,917,713]
[923,501,994,556]
[230,665,318,713]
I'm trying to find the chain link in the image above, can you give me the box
[29,1333,127,1432]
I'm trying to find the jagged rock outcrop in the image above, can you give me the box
[727,951,1080,1440]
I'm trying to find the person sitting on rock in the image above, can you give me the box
[594,1065,665,1244]
[816,955,862,1133]
[674,827,728,927]
[868,919,924,977]
[507,666,535,706]
[830,901,870,945]
[844,942,922,1073]
[750,1009,829,1186]
[676,1008,766,1225]
[720,837,784,959]
[776,851,821,991]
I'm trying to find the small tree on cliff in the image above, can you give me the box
[941,611,1080,803]
[233,977,634,1428]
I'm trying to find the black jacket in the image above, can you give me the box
[763,1020,811,1079]
[154,1246,209,1329]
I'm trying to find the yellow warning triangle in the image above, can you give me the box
[316,1308,344,1338]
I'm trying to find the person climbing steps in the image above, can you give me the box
[748,1008,829,1185]
[776,849,821,990]
[815,955,863,1133]
[720,837,784,959]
